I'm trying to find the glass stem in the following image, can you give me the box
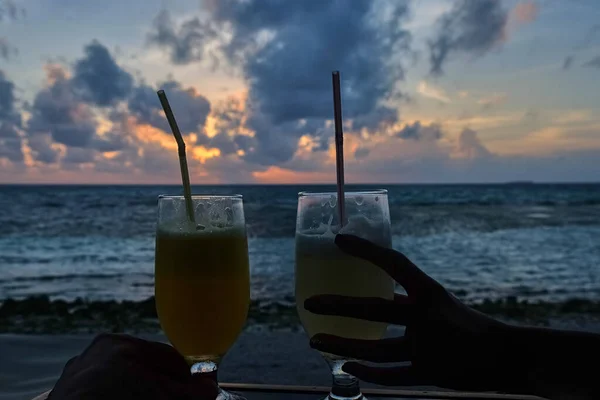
[329,359,363,400]
[191,360,219,383]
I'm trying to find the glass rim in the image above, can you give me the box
[298,189,388,197]
[158,194,243,200]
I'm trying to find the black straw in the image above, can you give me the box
[332,71,346,227]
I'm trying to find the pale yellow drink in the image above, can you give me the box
[295,232,394,340]
[155,231,250,362]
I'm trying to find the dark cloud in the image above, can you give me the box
[27,66,97,149]
[394,121,443,141]
[233,0,409,125]
[0,123,22,162]
[129,81,211,134]
[0,70,20,125]
[148,0,411,165]
[562,55,574,70]
[242,115,300,165]
[583,56,600,69]
[27,134,60,164]
[22,41,213,170]
[428,0,508,76]
[63,147,96,165]
[197,97,245,154]
[24,46,136,164]
[147,10,216,65]
[91,131,129,153]
[0,120,18,138]
[0,70,23,162]
[0,137,22,162]
[72,41,134,106]
[0,37,17,60]
[0,1,20,22]
[0,1,23,61]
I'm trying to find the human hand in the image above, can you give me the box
[48,333,218,400]
[305,234,527,394]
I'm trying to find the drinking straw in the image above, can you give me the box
[332,71,346,227]
[157,89,196,224]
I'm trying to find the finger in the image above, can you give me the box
[394,293,411,304]
[304,295,412,325]
[335,234,437,294]
[181,375,219,400]
[310,334,410,362]
[343,363,427,386]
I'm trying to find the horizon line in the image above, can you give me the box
[1,181,599,186]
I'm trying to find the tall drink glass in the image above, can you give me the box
[296,190,395,400]
[155,195,250,400]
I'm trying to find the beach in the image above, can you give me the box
[0,331,330,400]
[2,184,600,399]
[3,316,600,400]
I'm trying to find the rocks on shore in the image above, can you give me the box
[1,295,600,334]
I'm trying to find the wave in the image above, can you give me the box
[1,295,600,334]
[0,273,152,284]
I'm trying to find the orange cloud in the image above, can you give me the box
[252,166,334,184]
[192,146,221,163]
[511,1,538,24]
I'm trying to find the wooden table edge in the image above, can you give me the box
[32,384,544,400]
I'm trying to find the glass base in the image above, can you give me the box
[191,360,247,400]
[326,358,364,400]
[327,392,365,400]
[217,388,247,400]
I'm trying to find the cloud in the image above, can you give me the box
[62,146,96,165]
[72,40,134,106]
[0,1,23,61]
[394,121,443,141]
[562,55,574,70]
[147,10,217,65]
[27,65,98,150]
[428,0,508,76]
[583,56,600,69]
[128,80,211,135]
[26,134,60,164]
[147,0,412,165]
[0,70,23,163]
[0,1,21,22]
[16,40,220,178]
[0,123,22,162]
[0,37,17,60]
[417,81,450,103]
[0,70,20,125]
[509,1,538,24]
[354,147,370,160]
[456,128,492,159]
[477,92,507,108]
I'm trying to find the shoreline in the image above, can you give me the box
[2,295,600,334]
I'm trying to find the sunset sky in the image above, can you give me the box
[0,0,599,184]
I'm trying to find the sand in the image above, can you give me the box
[2,320,599,400]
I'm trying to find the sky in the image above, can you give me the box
[0,0,599,184]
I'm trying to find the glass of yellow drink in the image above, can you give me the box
[296,190,394,400]
[155,195,250,399]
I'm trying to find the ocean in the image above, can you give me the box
[1,184,599,305]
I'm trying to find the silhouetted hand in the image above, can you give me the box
[48,333,218,400]
[305,234,527,394]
